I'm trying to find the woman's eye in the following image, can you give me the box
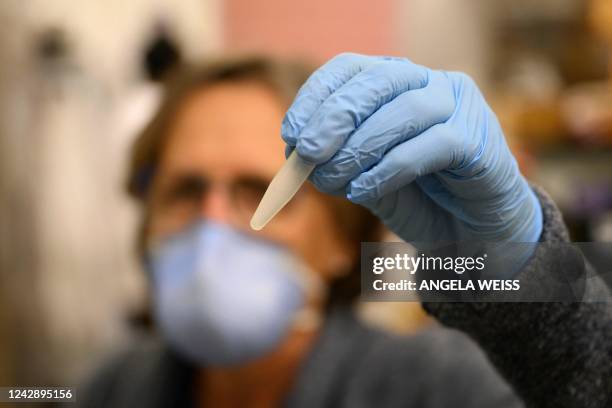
[231,178,270,215]
[165,176,207,204]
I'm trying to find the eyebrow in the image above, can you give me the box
[157,172,272,192]
[233,175,272,186]
[155,171,205,195]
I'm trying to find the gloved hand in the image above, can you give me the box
[281,53,542,269]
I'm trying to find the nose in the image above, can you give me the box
[201,184,232,223]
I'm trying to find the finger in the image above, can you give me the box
[294,59,430,164]
[347,123,458,203]
[284,144,294,159]
[359,182,455,242]
[281,53,376,146]
[310,71,455,194]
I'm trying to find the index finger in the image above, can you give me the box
[281,53,379,146]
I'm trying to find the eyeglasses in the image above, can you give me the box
[150,172,305,229]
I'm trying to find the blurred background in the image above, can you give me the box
[0,0,611,392]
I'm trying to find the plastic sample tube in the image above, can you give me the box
[250,150,315,230]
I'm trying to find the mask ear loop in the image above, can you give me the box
[287,261,328,332]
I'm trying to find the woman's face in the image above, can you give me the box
[147,80,352,282]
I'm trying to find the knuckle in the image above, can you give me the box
[331,52,362,64]
[364,63,397,89]
[314,154,361,192]
[433,124,462,167]
[296,137,327,163]
[310,170,346,195]
[442,92,457,119]
[434,74,457,118]
[436,123,459,149]
[448,71,477,89]
[280,114,299,142]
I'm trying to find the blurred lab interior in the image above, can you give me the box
[0,0,611,393]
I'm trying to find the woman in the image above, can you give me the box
[80,55,611,408]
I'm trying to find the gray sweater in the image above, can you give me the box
[79,188,612,408]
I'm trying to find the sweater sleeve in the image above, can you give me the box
[423,186,612,408]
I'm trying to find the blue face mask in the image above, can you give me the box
[148,221,307,366]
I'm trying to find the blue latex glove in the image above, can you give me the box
[282,53,542,270]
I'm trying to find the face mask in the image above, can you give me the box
[148,220,317,366]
